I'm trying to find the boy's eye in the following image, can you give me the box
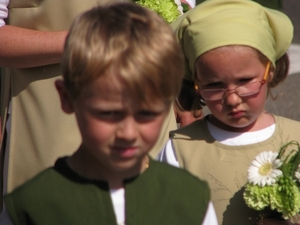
[96,111,123,120]
[136,110,159,121]
[100,111,120,116]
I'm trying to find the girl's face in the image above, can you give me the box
[195,46,274,132]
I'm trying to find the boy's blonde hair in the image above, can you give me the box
[62,2,184,102]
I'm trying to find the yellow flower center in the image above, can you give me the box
[258,163,273,176]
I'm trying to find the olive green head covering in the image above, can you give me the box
[172,0,293,80]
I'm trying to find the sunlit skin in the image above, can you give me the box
[194,46,275,132]
[55,75,169,189]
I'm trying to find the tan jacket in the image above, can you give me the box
[171,115,300,225]
[0,0,176,204]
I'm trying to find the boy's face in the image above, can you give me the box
[56,75,169,177]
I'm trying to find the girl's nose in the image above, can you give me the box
[223,91,242,106]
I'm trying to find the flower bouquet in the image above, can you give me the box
[244,141,300,221]
[133,0,188,23]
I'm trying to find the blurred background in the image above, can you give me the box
[264,0,300,121]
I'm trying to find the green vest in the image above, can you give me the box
[5,158,210,225]
[170,115,300,225]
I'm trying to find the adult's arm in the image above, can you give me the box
[0,0,67,68]
[0,25,67,68]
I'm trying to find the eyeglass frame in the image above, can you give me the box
[195,61,271,101]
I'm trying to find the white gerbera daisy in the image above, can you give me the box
[247,151,282,187]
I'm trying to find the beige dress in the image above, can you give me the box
[170,115,300,225]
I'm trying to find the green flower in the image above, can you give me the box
[134,0,182,23]
[244,183,277,211]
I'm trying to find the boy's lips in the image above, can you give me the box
[112,146,138,158]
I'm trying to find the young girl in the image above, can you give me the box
[158,0,300,224]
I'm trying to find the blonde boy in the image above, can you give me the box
[2,2,217,225]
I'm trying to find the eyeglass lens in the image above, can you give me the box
[200,81,262,101]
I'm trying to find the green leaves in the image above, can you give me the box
[133,0,182,23]
[277,141,300,177]
[181,3,189,13]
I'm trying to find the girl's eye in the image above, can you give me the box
[205,82,223,88]
[238,78,254,84]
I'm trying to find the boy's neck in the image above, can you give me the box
[67,150,149,189]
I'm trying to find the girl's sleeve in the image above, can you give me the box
[202,202,218,225]
[156,139,180,167]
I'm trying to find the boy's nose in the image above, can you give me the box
[223,91,242,106]
[116,117,138,140]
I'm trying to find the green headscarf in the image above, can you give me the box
[172,0,293,80]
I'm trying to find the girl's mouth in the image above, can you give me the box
[228,111,245,118]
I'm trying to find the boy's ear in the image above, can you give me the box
[55,80,74,114]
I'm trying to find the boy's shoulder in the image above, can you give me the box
[4,157,83,201]
[137,159,210,211]
[4,161,65,221]
[147,158,209,193]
